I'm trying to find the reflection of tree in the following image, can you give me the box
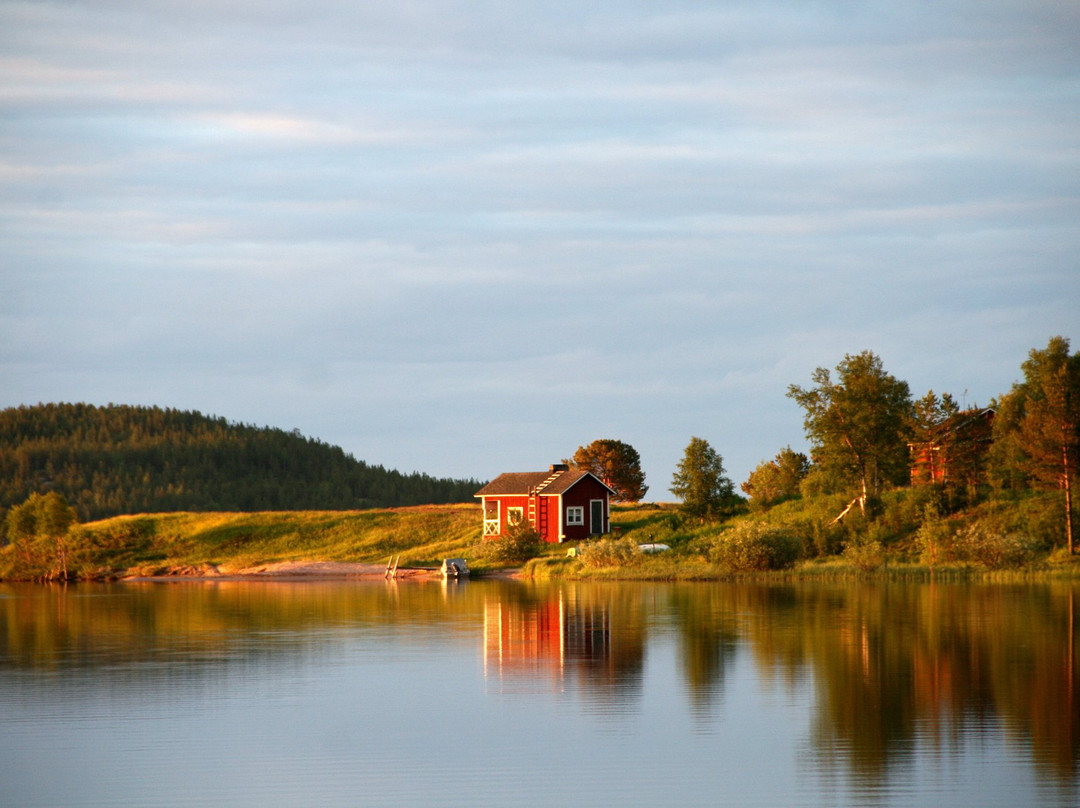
[733,582,1080,792]
[669,586,738,711]
[566,585,646,704]
[978,585,1080,785]
[804,585,923,786]
[0,580,487,677]
[3,578,1078,794]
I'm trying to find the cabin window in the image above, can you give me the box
[566,506,584,526]
[507,507,524,526]
[482,500,501,536]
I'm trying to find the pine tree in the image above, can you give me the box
[990,337,1080,553]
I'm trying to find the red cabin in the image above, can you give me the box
[909,407,996,487]
[475,464,616,543]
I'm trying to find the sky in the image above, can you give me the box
[2,1,1078,497]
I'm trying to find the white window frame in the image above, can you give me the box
[566,506,584,526]
[507,507,524,526]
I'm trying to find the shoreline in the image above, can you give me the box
[114,560,523,582]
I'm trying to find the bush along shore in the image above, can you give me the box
[531,490,1080,581]
[3,490,1080,582]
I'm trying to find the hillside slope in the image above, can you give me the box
[0,403,482,520]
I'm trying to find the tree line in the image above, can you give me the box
[572,336,1079,556]
[3,335,1075,573]
[0,403,482,524]
[675,335,1079,555]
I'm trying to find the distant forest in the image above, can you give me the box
[0,403,483,521]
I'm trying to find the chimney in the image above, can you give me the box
[549,463,569,472]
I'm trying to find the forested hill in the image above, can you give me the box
[0,403,483,520]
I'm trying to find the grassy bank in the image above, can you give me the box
[4,496,1079,582]
[552,499,1080,581]
[0,504,483,580]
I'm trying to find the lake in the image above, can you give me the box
[0,578,1077,807]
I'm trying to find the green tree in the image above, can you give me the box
[569,439,648,502]
[787,351,913,517]
[670,437,737,522]
[741,446,810,509]
[4,491,79,579]
[989,336,1080,553]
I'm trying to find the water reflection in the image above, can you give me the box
[1,579,1077,797]
[482,584,644,703]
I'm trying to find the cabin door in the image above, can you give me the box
[590,499,604,535]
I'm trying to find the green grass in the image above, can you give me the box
[534,500,1080,581]
[0,504,485,579]
[5,496,1080,582]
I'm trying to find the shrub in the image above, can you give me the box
[843,539,886,571]
[480,523,543,564]
[951,523,1036,569]
[914,507,952,569]
[761,494,850,558]
[1009,494,1066,552]
[577,537,640,569]
[708,522,800,571]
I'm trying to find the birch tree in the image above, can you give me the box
[787,351,913,517]
[4,491,78,579]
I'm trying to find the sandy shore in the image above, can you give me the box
[230,560,410,577]
[121,559,522,581]
[120,560,432,580]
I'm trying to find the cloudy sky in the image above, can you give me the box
[3,1,1078,495]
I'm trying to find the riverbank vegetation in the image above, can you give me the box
[530,491,1080,580]
[1,494,1077,582]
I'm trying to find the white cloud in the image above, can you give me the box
[1,0,1078,489]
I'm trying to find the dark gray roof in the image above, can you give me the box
[475,468,613,497]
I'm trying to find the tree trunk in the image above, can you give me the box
[1061,422,1074,554]
[829,497,861,526]
[55,535,69,580]
[1065,455,1074,555]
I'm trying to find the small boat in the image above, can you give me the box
[637,543,671,554]
[440,558,470,578]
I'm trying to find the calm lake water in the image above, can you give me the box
[1,578,1077,807]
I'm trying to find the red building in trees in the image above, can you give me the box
[475,464,615,543]
[909,407,996,488]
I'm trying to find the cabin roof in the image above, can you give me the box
[475,469,614,497]
[909,407,996,447]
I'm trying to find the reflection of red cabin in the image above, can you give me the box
[909,407,995,487]
[483,589,619,686]
[475,464,615,543]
